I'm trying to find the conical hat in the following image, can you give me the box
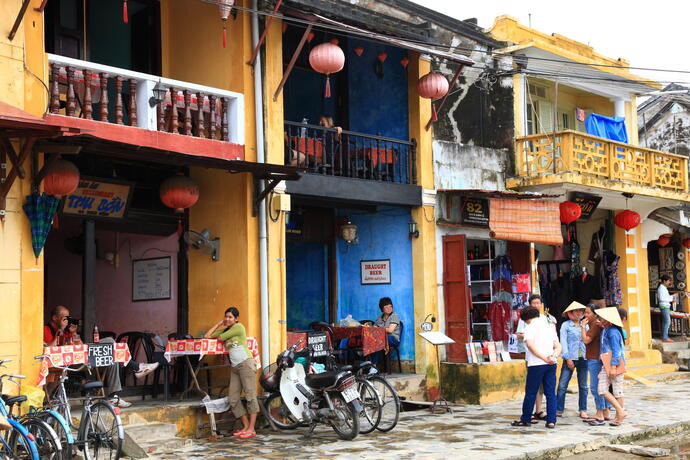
[595,307,623,327]
[563,301,586,314]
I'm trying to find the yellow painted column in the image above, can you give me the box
[409,54,440,393]
[263,17,289,360]
[614,220,651,350]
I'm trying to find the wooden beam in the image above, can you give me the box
[246,0,283,67]
[34,0,49,12]
[0,137,35,199]
[1,138,26,179]
[425,65,464,131]
[33,154,59,187]
[8,0,31,41]
[273,24,312,102]
[82,219,97,342]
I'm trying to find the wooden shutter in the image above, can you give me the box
[443,235,471,363]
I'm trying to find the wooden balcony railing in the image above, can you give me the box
[47,54,244,145]
[514,130,689,192]
[284,121,416,185]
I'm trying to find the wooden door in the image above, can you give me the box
[443,234,471,362]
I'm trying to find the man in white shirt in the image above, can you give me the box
[656,275,675,342]
[511,306,561,428]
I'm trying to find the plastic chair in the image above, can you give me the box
[359,320,374,326]
[116,331,156,399]
[385,320,403,374]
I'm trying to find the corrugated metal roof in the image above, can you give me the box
[437,189,561,199]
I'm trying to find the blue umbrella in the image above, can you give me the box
[23,191,60,262]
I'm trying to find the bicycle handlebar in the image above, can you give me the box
[0,374,25,380]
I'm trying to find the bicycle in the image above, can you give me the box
[339,361,400,432]
[41,358,124,460]
[0,360,43,460]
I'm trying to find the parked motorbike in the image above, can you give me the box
[261,342,362,440]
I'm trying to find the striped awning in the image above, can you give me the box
[489,198,563,246]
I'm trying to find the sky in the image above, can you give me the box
[410,0,690,91]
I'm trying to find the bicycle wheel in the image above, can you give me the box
[6,419,39,460]
[328,393,359,441]
[368,376,400,432]
[34,410,75,460]
[264,393,301,430]
[357,379,381,434]
[49,384,75,431]
[80,401,123,460]
[22,418,62,460]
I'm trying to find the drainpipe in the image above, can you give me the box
[251,0,270,367]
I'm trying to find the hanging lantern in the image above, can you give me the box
[160,174,199,212]
[42,159,80,198]
[682,238,690,250]
[309,42,345,98]
[123,0,128,24]
[282,23,288,34]
[307,31,315,43]
[614,209,641,232]
[329,38,339,46]
[400,57,410,69]
[377,52,388,63]
[218,0,235,48]
[354,46,364,57]
[417,72,449,122]
[341,222,357,244]
[657,235,671,247]
[559,201,581,242]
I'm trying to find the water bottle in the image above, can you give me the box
[93,325,100,343]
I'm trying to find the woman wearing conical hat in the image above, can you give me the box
[595,307,627,426]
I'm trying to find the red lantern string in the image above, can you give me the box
[177,220,184,238]
[123,0,128,24]
[307,32,315,43]
[431,103,438,122]
[354,46,364,56]
[324,76,331,98]
[377,52,388,63]
[400,57,410,68]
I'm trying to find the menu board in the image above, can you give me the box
[132,257,172,301]
[569,192,602,221]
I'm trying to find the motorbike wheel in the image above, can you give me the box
[357,379,382,434]
[328,393,359,441]
[264,393,301,430]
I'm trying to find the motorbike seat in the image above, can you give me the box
[352,361,372,372]
[305,371,340,389]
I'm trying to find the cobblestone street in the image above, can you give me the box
[147,378,690,459]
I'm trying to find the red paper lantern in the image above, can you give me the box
[42,159,80,198]
[418,72,449,121]
[218,0,235,48]
[309,42,345,98]
[307,31,315,43]
[160,175,199,212]
[377,52,388,63]
[329,38,339,46]
[400,57,410,69]
[658,235,671,247]
[559,201,581,224]
[614,209,641,232]
[682,238,690,250]
[354,46,364,57]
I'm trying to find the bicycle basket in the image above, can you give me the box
[260,362,282,392]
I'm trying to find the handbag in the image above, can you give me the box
[600,352,626,375]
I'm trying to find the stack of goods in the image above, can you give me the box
[488,256,513,342]
[465,341,512,363]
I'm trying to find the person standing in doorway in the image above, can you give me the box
[657,275,676,343]
[511,306,561,428]
[204,307,259,439]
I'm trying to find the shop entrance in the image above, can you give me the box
[43,153,185,394]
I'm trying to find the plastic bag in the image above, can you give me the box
[337,315,361,327]
[20,385,46,413]
[201,395,229,414]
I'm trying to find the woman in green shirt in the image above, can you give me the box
[204,307,259,439]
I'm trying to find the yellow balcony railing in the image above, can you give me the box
[514,130,689,193]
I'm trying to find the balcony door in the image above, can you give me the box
[45,0,161,75]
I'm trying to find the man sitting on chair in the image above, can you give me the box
[44,305,159,408]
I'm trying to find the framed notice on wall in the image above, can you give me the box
[460,197,489,227]
[361,259,391,285]
[132,257,172,301]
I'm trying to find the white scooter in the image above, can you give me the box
[260,342,362,440]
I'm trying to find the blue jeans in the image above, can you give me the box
[521,364,557,424]
[587,359,610,411]
[557,357,588,413]
[661,307,671,340]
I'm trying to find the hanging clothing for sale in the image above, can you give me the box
[548,273,573,333]
[603,251,623,306]
[488,301,511,342]
[572,272,603,305]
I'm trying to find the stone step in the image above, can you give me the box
[139,437,194,455]
[125,422,179,443]
[387,373,427,401]
[652,340,690,352]
[625,356,662,368]
[627,363,679,377]
[646,371,690,382]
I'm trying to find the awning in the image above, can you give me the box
[489,198,563,246]
[0,101,80,137]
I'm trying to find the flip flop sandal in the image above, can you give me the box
[232,430,246,436]
[511,420,530,427]
[533,411,547,420]
[545,422,556,429]
[239,432,257,439]
[587,419,605,426]
[609,421,622,427]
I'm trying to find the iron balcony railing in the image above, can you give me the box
[284,121,416,185]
